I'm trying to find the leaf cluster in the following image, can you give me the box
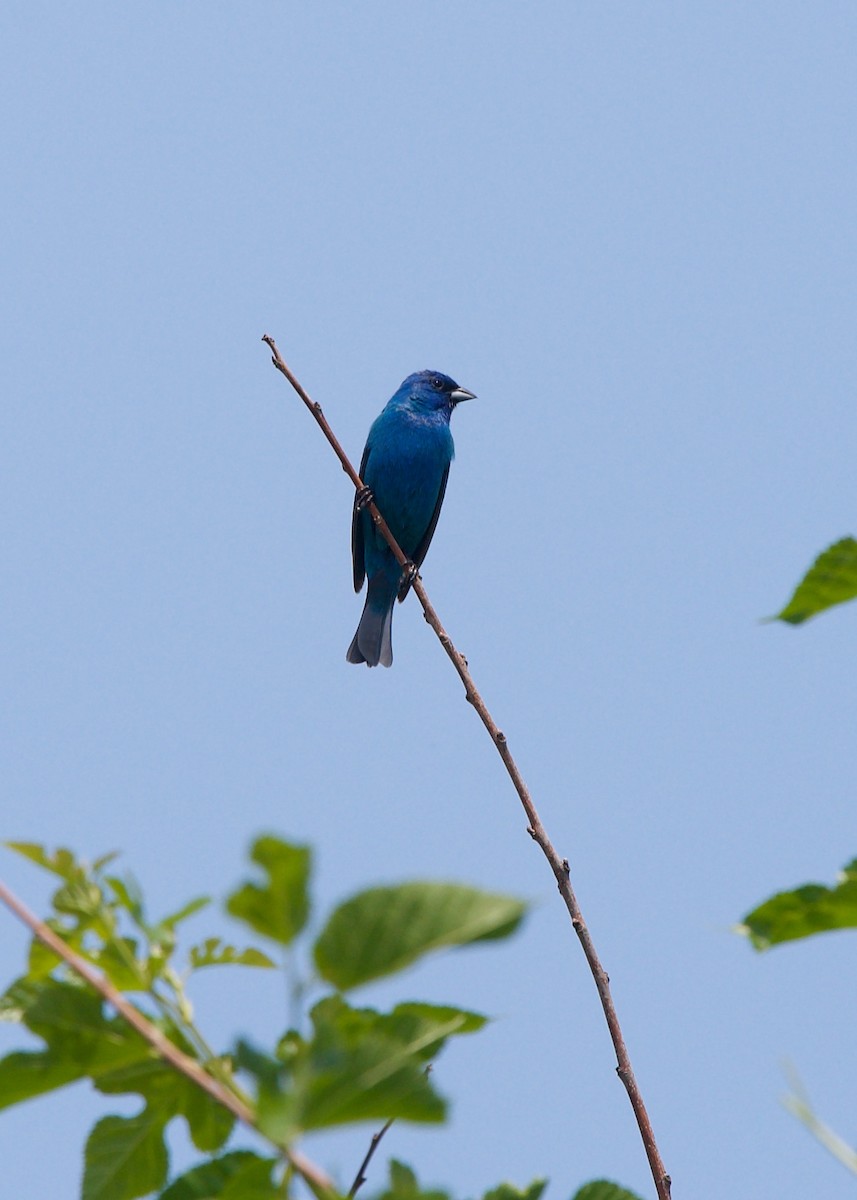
[364,1163,643,1200]
[0,837,537,1200]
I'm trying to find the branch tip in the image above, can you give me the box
[262,339,672,1200]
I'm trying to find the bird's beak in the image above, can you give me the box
[450,386,476,404]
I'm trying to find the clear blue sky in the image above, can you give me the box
[2,5,856,1198]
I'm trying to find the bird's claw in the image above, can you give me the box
[403,561,419,585]
[355,485,374,511]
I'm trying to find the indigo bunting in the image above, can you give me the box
[347,370,476,667]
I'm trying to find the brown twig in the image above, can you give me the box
[262,337,411,576]
[263,336,672,1200]
[0,879,335,1199]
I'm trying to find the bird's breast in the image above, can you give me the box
[363,416,453,554]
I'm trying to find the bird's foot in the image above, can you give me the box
[355,485,374,510]
[403,560,419,586]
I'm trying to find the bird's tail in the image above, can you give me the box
[346,574,395,667]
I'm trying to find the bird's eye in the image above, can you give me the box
[431,376,444,390]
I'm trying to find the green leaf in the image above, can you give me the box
[236,996,452,1141]
[0,977,44,1022]
[188,937,275,970]
[774,536,857,624]
[180,1076,237,1152]
[24,980,114,1051]
[158,1152,276,1200]
[27,920,78,978]
[234,1039,283,1090]
[53,876,110,924]
[572,1183,647,1200]
[343,1001,487,1063]
[88,937,148,991]
[105,874,146,924]
[95,1058,235,1152]
[740,859,857,949]
[83,1110,169,1200]
[314,882,527,989]
[5,842,83,881]
[233,1040,299,1144]
[226,836,311,946]
[483,1182,548,1200]
[374,1159,449,1200]
[0,1049,85,1110]
[219,1157,281,1200]
[0,980,152,1111]
[299,996,447,1131]
[25,980,112,1051]
[158,895,211,931]
[93,851,121,873]
[15,979,151,1080]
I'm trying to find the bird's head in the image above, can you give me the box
[399,370,477,414]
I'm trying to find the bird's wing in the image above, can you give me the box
[398,462,450,602]
[351,444,370,592]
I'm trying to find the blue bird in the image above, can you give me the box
[347,370,476,667]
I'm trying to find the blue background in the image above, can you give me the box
[2,5,856,1198]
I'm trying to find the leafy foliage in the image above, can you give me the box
[367,1160,553,1200]
[482,1180,548,1200]
[740,858,857,949]
[0,979,152,1112]
[0,838,547,1200]
[237,996,488,1142]
[572,1184,647,1200]
[363,1163,638,1200]
[773,536,857,624]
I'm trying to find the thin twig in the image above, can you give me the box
[0,879,335,1199]
[347,1064,431,1196]
[263,337,672,1200]
[348,1117,394,1197]
[262,337,410,576]
[347,1063,431,1196]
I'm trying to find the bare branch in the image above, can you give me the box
[0,878,336,1199]
[348,1117,394,1197]
[263,337,672,1200]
